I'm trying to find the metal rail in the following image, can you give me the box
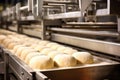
[66,22,117,26]
[44,11,81,20]
[43,0,78,4]
[50,28,119,38]
[51,33,120,57]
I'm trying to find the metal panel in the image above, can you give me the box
[51,33,120,57]
[0,62,4,74]
[44,11,81,20]
[41,64,120,80]
[9,26,17,32]
[28,0,33,11]
[79,0,93,15]
[118,18,120,33]
[23,29,42,38]
[66,22,117,26]
[16,3,21,20]
[8,54,34,80]
[43,0,77,4]
[36,0,43,17]
[35,72,49,80]
[50,28,119,38]
[20,6,28,10]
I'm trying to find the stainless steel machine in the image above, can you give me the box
[1,0,120,80]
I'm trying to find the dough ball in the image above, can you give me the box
[57,46,66,52]
[40,48,54,55]
[47,51,62,59]
[24,52,41,64]
[0,35,7,44]
[34,46,48,52]
[39,41,49,46]
[7,42,19,49]
[63,47,78,55]
[20,48,37,60]
[5,40,14,48]
[23,42,32,47]
[13,45,25,53]
[16,47,29,57]
[53,54,77,67]
[2,39,12,47]
[72,52,94,64]
[29,55,54,70]
[50,44,62,50]
[46,42,58,47]
[30,44,38,48]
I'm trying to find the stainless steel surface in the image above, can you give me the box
[23,29,42,38]
[50,28,119,38]
[9,26,18,32]
[0,46,4,60]
[8,53,34,80]
[20,6,28,10]
[0,47,4,74]
[16,3,21,20]
[118,18,120,33]
[51,33,120,57]
[1,0,120,80]
[44,11,81,19]
[0,61,4,74]
[36,0,43,17]
[79,0,93,16]
[66,22,117,26]
[35,72,48,80]
[28,0,33,11]
[41,65,120,80]
[43,0,77,4]
[37,56,120,80]
[4,47,120,80]
[41,20,46,40]
[96,0,110,16]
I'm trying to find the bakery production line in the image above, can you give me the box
[0,0,120,80]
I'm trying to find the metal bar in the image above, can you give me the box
[79,0,93,16]
[47,3,66,6]
[50,28,119,38]
[36,0,43,17]
[43,0,77,4]
[8,54,33,80]
[41,20,46,40]
[43,6,61,8]
[28,0,33,11]
[4,51,10,80]
[0,62,4,74]
[35,4,63,8]
[118,18,120,33]
[66,22,117,26]
[20,6,28,10]
[16,3,21,20]
[51,33,120,57]
[35,72,48,80]
[44,11,81,20]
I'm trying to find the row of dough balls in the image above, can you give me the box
[0,31,94,70]
[12,44,94,70]
[15,45,94,70]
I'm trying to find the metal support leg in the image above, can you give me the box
[41,20,46,40]
[4,51,10,80]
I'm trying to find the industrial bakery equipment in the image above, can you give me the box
[0,0,120,80]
